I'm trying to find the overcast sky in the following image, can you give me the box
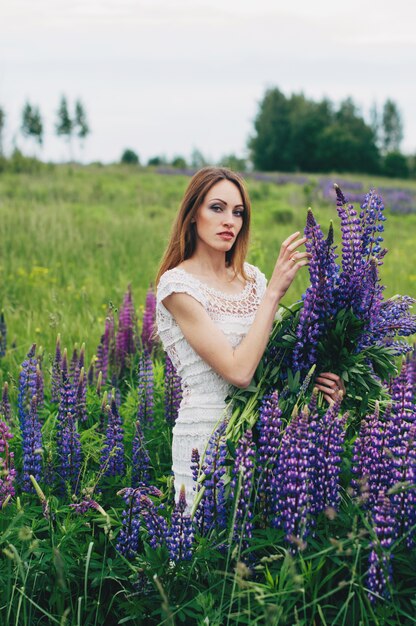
[1,0,415,164]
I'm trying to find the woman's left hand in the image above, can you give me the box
[315,372,346,404]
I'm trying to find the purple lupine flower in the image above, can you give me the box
[87,357,95,387]
[334,185,364,312]
[76,343,86,388]
[131,419,151,487]
[256,391,283,522]
[360,189,387,262]
[367,491,395,603]
[352,403,394,509]
[70,344,79,383]
[191,448,201,484]
[69,497,102,514]
[101,397,125,477]
[406,345,416,397]
[391,423,416,548]
[0,310,6,357]
[75,367,87,423]
[370,297,416,353]
[356,259,385,350]
[1,382,12,423]
[35,363,44,410]
[230,429,256,548]
[116,487,143,558]
[164,354,182,424]
[18,344,38,427]
[21,395,43,492]
[137,351,154,426]
[116,484,165,558]
[96,309,115,382]
[273,408,310,546]
[166,485,194,561]
[292,210,337,373]
[51,334,62,403]
[116,285,137,374]
[140,494,168,549]
[0,419,17,506]
[141,285,157,354]
[197,420,228,535]
[56,369,82,492]
[308,394,347,516]
[388,366,416,545]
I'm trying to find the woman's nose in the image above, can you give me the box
[222,211,235,227]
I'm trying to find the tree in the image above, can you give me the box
[382,99,403,153]
[218,154,247,172]
[369,102,381,149]
[121,149,139,165]
[21,101,43,154]
[190,148,208,169]
[171,155,187,168]
[55,96,73,159]
[248,89,380,174]
[147,155,168,166]
[248,88,293,171]
[0,106,5,157]
[382,151,409,178]
[74,100,90,154]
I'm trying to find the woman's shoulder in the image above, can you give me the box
[156,266,207,307]
[243,262,267,283]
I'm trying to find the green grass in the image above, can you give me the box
[0,164,415,382]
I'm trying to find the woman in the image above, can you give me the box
[156,167,343,507]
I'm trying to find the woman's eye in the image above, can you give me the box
[234,210,244,217]
[210,205,222,212]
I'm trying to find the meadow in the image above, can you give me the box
[0,164,416,625]
[0,164,415,377]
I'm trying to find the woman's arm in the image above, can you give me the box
[162,232,309,388]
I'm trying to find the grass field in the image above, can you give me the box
[1,163,416,624]
[0,163,415,381]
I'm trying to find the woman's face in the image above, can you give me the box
[193,180,245,255]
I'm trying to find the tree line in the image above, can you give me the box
[0,96,90,160]
[248,88,411,177]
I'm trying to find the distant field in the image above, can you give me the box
[0,164,415,380]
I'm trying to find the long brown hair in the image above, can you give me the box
[155,166,252,287]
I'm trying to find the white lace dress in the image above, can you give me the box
[156,262,267,508]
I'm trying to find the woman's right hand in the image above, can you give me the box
[268,231,310,301]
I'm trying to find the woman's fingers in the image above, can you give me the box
[289,251,311,262]
[287,236,307,253]
[317,373,346,394]
[315,383,339,397]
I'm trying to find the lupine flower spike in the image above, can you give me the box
[230,429,256,549]
[131,419,151,487]
[137,351,154,426]
[141,285,157,354]
[56,369,82,492]
[0,419,17,506]
[21,395,43,492]
[100,397,125,477]
[1,382,12,423]
[116,285,137,374]
[164,355,182,424]
[166,485,194,562]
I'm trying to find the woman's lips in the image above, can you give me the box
[217,232,234,240]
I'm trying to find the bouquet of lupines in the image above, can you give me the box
[228,185,416,440]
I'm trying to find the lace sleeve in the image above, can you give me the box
[156,268,207,334]
[156,269,207,310]
[245,263,267,299]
